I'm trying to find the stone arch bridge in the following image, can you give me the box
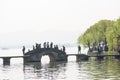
[24,48,67,63]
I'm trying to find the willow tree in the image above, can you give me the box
[106,18,120,51]
[105,26,115,51]
[113,18,120,46]
[78,32,94,50]
[78,19,112,51]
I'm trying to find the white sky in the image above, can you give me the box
[0,0,120,47]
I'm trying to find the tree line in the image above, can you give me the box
[77,18,120,52]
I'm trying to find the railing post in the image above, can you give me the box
[3,57,11,65]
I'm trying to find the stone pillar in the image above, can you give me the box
[76,54,89,61]
[3,57,11,65]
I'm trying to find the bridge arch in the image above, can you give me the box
[38,51,59,62]
[24,48,67,63]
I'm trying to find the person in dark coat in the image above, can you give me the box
[22,46,25,54]
[97,44,102,56]
[50,42,53,48]
[78,45,81,54]
[118,46,120,54]
[63,46,65,52]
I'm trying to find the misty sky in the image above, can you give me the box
[0,0,120,47]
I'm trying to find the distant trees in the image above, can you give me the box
[78,18,120,52]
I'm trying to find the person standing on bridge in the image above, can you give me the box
[47,42,49,48]
[38,44,41,49]
[78,45,81,54]
[63,46,65,52]
[35,43,39,50]
[22,46,25,54]
[43,42,46,48]
[97,44,102,56]
[50,42,53,48]
[118,46,120,54]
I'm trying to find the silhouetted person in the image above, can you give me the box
[43,42,46,48]
[36,43,39,49]
[38,44,41,49]
[118,46,120,54]
[50,42,53,48]
[22,46,25,54]
[78,45,81,54]
[63,46,65,52]
[97,44,102,56]
[33,45,35,50]
[104,44,108,52]
[47,42,49,48]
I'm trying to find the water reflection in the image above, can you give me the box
[24,62,67,80]
[77,59,120,80]
[1,48,120,80]
[0,63,24,80]
[1,58,120,80]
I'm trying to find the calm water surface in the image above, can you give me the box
[0,47,120,80]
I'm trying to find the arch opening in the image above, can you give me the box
[68,56,76,62]
[41,55,50,64]
[40,52,57,63]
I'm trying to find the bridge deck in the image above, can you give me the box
[67,54,120,57]
[88,54,120,57]
[0,54,119,58]
[67,54,78,56]
[0,55,28,58]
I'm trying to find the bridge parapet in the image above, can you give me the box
[23,43,67,62]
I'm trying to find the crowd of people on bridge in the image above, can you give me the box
[22,42,120,55]
[98,45,120,55]
[96,43,120,55]
[22,43,82,55]
[97,43,109,55]
[22,42,66,54]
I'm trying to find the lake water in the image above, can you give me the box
[0,47,120,80]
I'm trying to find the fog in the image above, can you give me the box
[0,0,120,48]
